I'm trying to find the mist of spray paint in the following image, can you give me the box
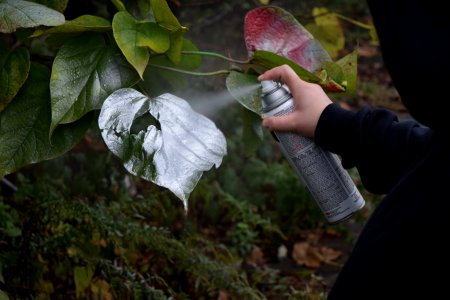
[182,83,261,118]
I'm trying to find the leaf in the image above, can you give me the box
[111,0,126,12]
[74,265,94,298]
[337,50,358,93]
[0,63,91,178]
[98,88,227,206]
[0,290,9,300]
[292,242,321,268]
[31,15,111,37]
[144,38,201,96]
[135,22,170,53]
[0,0,65,33]
[50,32,139,134]
[0,47,30,112]
[29,0,68,12]
[241,108,264,155]
[225,71,261,114]
[250,50,345,92]
[112,11,170,78]
[244,6,331,72]
[150,0,181,31]
[165,30,183,65]
[305,7,345,59]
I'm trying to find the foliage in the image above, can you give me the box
[0,0,363,204]
[0,1,377,298]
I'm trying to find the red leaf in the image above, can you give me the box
[244,6,331,72]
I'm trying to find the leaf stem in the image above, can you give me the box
[148,63,231,76]
[181,51,250,64]
[334,13,374,30]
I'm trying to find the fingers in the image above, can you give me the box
[262,113,298,132]
[257,64,304,91]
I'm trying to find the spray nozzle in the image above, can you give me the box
[261,80,281,96]
[260,80,292,113]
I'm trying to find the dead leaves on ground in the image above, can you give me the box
[291,229,343,268]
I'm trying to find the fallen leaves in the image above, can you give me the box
[291,230,343,268]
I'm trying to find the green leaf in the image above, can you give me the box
[50,32,139,134]
[0,47,30,112]
[251,50,345,93]
[74,265,94,298]
[0,0,65,33]
[241,107,263,155]
[150,0,181,31]
[29,0,68,12]
[144,38,201,95]
[0,63,91,178]
[333,50,358,94]
[251,50,322,84]
[0,290,9,300]
[165,30,183,65]
[98,88,227,206]
[305,7,345,59]
[135,22,170,53]
[225,71,261,114]
[31,15,111,37]
[113,11,170,78]
[111,0,126,12]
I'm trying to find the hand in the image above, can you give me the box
[258,65,333,138]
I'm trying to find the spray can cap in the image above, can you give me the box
[260,80,292,113]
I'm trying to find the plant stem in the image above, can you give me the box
[181,51,250,64]
[148,63,231,76]
[334,13,374,30]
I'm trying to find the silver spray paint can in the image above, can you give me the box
[260,80,365,223]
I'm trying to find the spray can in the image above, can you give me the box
[260,80,365,223]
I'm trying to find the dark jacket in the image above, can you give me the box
[314,1,450,298]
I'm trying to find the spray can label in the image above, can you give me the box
[267,99,365,223]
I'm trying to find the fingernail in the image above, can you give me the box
[262,119,269,128]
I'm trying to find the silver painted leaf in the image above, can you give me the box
[98,88,227,207]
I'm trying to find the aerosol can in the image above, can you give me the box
[260,80,365,223]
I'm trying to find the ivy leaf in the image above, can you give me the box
[225,71,263,155]
[112,11,170,78]
[225,71,261,114]
[325,50,358,94]
[0,0,65,33]
[0,47,30,112]
[111,0,126,12]
[241,108,264,155]
[250,50,345,92]
[150,0,181,31]
[144,37,201,96]
[98,88,227,206]
[74,266,94,298]
[31,15,111,37]
[305,7,345,59]
[50,32,139,134]
[0,63,91,178]
[244,6,331,73]
[29,0,68,12]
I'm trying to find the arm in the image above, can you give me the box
[315,103,432,194]
[258,65,433,194]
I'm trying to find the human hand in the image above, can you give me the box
[258,65,333,138]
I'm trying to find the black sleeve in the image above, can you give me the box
[314,103,432,194]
